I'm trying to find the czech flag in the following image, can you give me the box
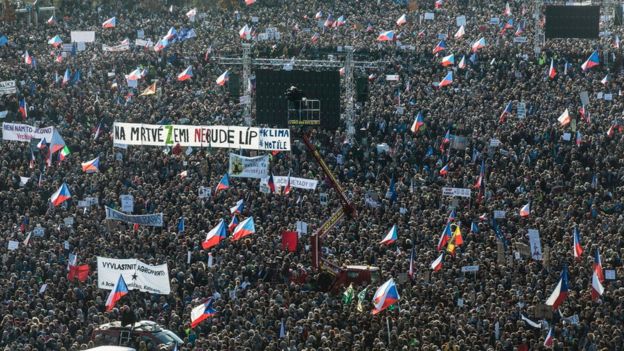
[62,68,71,86]
[239,24,252,40]
[437,223,453,251]
[333,16,346,27]
[228,215,239,232]
[186,8,197,19]
[154,38,169,52]
[439,164,449,176]
[202,219,226,250]
[396,14,407,26]
[447,209,456,223]
[232,217,255,241]
[315,11,322,19]
[48,35,62,47]
[545,265,569,310]
[441,54,454,67]
[548,58,557,79]
[519,202,530,217]
[216,70,229,86]
[593,249,604,282]
[503,2,512,16]
[18,98,27,120]
[576,131,582,146]
[324,14,334,28]
[267,173,276,193]
[24,51,32,65]
[572,227,583,259]
[81,157,100,173]
[454,25,465,39]
[283,172,292,195]
[371,278,399,314]
[581,50,599,71]
[377,31,395,41]
[164,27,177,41]
[438,71,453,87]
[190,298,216,328]
[50,183,71,207]
[601,74,608,85]
[432,40,447,54]
[430,253,444,272]
[105,274,129,311]
[102,17,116,28]
[410,112,424,133]
[499,101,512,123]
[458,56,466,69]
[37,138,47,150]
[215,173,230,193]
[230,199,244,214]
[591,263,605,300]
[544,328,554,348]
[177,66,193,81]
[471,37,486,52]
[47,15,56,25]
[380,224,398,245]
[557,108,571,126]
[515,21,525,36]
[245,0,256,5]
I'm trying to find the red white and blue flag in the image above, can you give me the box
[202,219,226,250]
[232,217,255,241]
[430,253,444,272]
[267,173,276,193]
[102,17,116,28]
[228,215,239,232]
[410,112,424,133]
[581,50,600,71]
[50,183,71,207]
[48,35,62,47]
[216,70,229,86]
[177,66,193,81]
[105,274,129,311]
[18,98,27,120]
[471,37,486,52]
[441,54,454,67]
[380,224,398,245]
[437,223,453,251]
[519,202,530,217]
[499,101,512,124]
[396,14,407,26]
[230,199,244,214]
[593,249,604,282]
[372,278,399,314]
[377,31,395,41]
[544,327,554,348]
[190,298,216,328]
[548,58,557,79]
[545,265,569,310]
[591,249,605,300]
[215,173,230,193]
[573,227,583,259]
[432,40,447,54]
[81,157,100,173]
[438,71,453,87]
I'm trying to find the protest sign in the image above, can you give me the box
[103,43,130,52]
[2,123,55,142]
[105,206,163,226]
[8,241,18,251]
[120,194,134,213]
[97,257,170,294]
[228,153,269,179]
[113,122,291,151]
[296,221,308,235]
[198,186,211,198]
[0,80,16,95]
[528,229,543,260]
[135,39,154,48]
[441,187,471,198]
[260,176,318,190]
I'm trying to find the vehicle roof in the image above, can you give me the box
[345,265,380,271]
[96,320,163,333]
[84,346,136,351]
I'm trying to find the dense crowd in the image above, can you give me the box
[2,0,624,350]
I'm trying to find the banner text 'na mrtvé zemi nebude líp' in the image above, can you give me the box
[113,122,291,151]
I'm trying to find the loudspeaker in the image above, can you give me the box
[228,73,239,98]
[356,77,369,103]
[616,5,623,26]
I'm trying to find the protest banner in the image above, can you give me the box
[228,153,269,179]
[97,257,170,294]
[70,31,95,43]
[113,122,291,151]
[102,43,130,52]
[441,187,471,198]
[2,123,55,142]
[105,206,163,226]
[260,176,318,190]
[0,80,16,95]
[135,39,154,48]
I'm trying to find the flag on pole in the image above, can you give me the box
[371,278,399,314]
[215,173,230,193]
[102,17,117,28]
[202,219,227,250]
[216,70,229,86]
[545,265,569,310]
[471,37,486,52]
[519,202,530,217]
[454,25,465,39]
[380,225,398,245]
[18,98,27,120]
[410,112,424,133]
[408,244,415,279]
[232,217,255,241]
[377,31,395,41]
[581,50,600,71]
[343,283,355,304]
[190,298,216,328]
[177,66,193,81]
[81,157,100,173]
[557,109,571,126]
[140,82,157,96]
[573,227,583,259]
[50,183,71,206]
[105,274,129,311]
[396,14,407,26]
[430,253,444,271]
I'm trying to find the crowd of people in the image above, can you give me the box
[2,0,624,350]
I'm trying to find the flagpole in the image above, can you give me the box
[386,316,391,345]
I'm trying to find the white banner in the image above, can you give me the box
[70,31,96,43]
[441,187,471,198]
[260,176,318,190]
[135,39,154,48]
[2,123,55,142]
[103,43,130,52]
[97,257,170,294]
[228,153,269,179]
[113,122,291,151]
[0,80,16,95]
[528,229,543,261]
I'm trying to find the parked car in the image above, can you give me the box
[92,320,183,350]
